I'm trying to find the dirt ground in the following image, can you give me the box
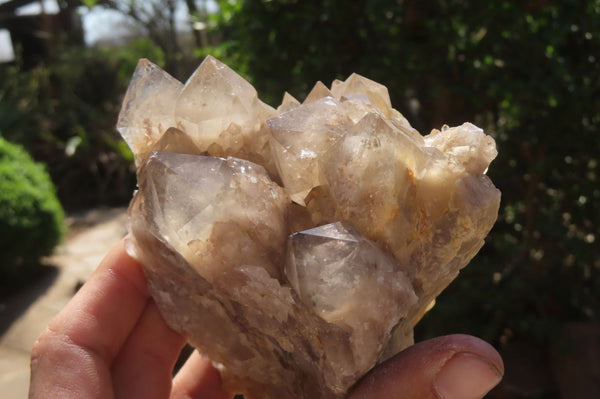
[0,207,128,399]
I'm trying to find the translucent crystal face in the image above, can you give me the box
[286,222,414,319]
[424,122,498,174]
[268,97,353,204]
[139,152,289,281]
[121,55,501,399]
[285,221,417,373]
[141,152,231,245]
[175,55,275,145]
[331,73,393,117]
[117,59,183,166]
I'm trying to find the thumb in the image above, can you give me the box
[348,334,504,399]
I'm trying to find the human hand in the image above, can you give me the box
[29,239,231,399]
[29,239,503,399]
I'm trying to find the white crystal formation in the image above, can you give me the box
[117,60,183,166]
[120,56,501,399]
[269,97,352,204]
[286,222,417,374]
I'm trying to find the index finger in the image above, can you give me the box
[30,238,150,398]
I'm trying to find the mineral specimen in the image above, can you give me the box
[119,56,501,399]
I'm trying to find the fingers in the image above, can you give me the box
[111,300,187,399]
[30,238,150,398]
[348,334,504,399]
[171,350,234,399]
[31,237,501,399]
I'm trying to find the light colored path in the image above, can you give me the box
[0,208,128,399]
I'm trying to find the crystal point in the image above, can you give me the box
[117,59,183,166]
[277,91,301,113]
[304,81,334,104]
[331,73,393,117]
[268,97,352,204]
[286,221,416,372]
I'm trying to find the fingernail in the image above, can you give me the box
[434,352,503,399]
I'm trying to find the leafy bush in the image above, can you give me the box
[0,38,165,209]
[0,136,65,278]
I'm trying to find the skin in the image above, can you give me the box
[29,239,503,399]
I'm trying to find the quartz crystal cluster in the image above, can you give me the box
[119,56,501,399]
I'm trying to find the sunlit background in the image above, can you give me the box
[0,1,598,398]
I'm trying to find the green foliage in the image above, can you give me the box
[210,0,600,346]
[413,0,600,345]
[0,136,65,276]
[0,38,165,209]
[81,0,99,7]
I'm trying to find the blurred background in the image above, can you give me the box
[0,1,598,398]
